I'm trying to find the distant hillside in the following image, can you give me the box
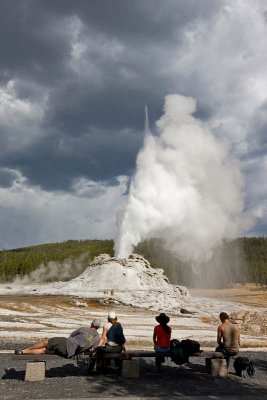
[0,240,114,282]
[0,237,266,287]
[135,237,267,288]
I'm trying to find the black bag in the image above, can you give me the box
[181,339,201,356]
[234,356,255,377]
[170,339,189,365]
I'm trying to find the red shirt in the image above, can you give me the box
[154,324,171,348]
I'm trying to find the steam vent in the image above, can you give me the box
[50,254,189,313]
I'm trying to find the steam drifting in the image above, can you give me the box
[115,94,244,264]
[12,253,90,284]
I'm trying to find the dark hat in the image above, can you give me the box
[155,313,170,324]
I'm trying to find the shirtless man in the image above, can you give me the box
[216,312,240,367]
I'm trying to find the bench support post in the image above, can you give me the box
[25,361,46,381]
[206,358,228,378]
[121,359,140,378]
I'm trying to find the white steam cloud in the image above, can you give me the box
[12,253,90,284]
[115,94,245,264]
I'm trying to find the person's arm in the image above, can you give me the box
[97,326,107,347]
[69,327,81,338]
[217,325,223,346]
[121,327,126,351]
[237,325,241,346]
[153,327,157,345]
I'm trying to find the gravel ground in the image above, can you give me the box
[0,350,266,399]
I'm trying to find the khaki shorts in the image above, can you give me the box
[105,343,122,353]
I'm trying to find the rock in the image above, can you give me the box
[180,308,194,315]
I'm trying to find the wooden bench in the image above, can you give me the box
[87,350,226,377]
[12,354,63,361]
[12,350,226,380]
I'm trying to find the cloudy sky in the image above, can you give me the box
[0,0,266,250]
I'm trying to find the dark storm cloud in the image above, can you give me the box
[0,168,18,188]
[0,0,266,249]
[3,124,141,190]
[0,0,222,190]
[0,2,70,87]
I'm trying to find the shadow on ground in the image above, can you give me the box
[1,353,266,399]
[83,358,267,398]
[2,362,84,380]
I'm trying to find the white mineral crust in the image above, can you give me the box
[43,254,190,312]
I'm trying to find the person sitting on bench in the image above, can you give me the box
[216,312,240,367]
[96,311,126,370]
[153,312,172,370]
[14,319,101,359]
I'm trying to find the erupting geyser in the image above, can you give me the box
[115,94,244,266]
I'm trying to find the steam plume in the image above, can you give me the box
[144,105,151,136]
[12,252,90,284]
[115,94,244,264]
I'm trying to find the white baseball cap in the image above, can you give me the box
[108,311,116,319]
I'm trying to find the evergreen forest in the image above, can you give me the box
[0,237,266,288]
[0,240,113,283]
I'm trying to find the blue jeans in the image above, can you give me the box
[216,345,238,367]
[154,346,170,370]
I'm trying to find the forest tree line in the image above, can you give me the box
[0,240,114,282]
[135,237,267,287]
[0,237,266,287]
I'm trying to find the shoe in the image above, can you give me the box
[14,349,23,355]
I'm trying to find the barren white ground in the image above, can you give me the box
[0,254,266,350]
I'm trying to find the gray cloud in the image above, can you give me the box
[0,0,266,248]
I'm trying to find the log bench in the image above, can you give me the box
[12,350,227,380]
[79,350,227,378]
[85,350,227,377]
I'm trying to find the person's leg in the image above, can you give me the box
[216,346,236,368]
[154,347,166,370]
[105,344,122,369]
[114,357,122,369]
[225,351,238,368]
[155,355,161,370]
[95,346,105,372]
[225,353,231,368]
[215,344,225,354]
[18,338,49,354]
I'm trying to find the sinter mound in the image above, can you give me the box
[48,253,189,312]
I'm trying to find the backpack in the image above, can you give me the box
[181,339,201,356]
[234,356,255,377]
[170,339,189,365]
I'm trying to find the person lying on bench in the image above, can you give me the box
[14,319,101,359]
[216,312,240,367]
